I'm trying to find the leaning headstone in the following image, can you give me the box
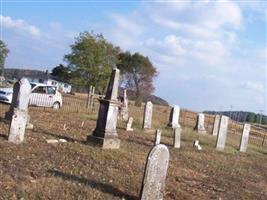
[126,117,134,131]
[239,123,251,152]
[87,68,120,149]
[8,78,32,144]
[154,130,161,145]
[173,127,182,148]
[122,89,129,121]
[212,115,220,136]
[196,113,206,134]
[143,101,153,129]
[215,115,229,151]
[140,144,169,200]
[167,105,180,128]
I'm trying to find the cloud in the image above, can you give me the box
[0,15,41,37]
[241,81,265,93]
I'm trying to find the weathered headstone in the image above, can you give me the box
[215,115,229,151]
[122,89,129,121]
[154,130,161,145]
[196,113,206,134]
[126,117,134,131]
[7,78,32,144]
[212,115,220,136]
[239,123,251,152]
[173,127,182,148]
[143,101,153,129]
[87,68,120,149]
[140,144,169,200]
[167,105,180,128]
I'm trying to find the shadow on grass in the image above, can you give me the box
[48,169,139,200]
[0,133,8,140]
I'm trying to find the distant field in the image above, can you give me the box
[0,94,266,199]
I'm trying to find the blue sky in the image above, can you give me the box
[1,0,266,114]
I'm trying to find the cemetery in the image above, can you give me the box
[0,69,266,199]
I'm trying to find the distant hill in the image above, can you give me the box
[4,68,48,80]
[204,111,267,125]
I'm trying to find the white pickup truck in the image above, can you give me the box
[0,83,63,109]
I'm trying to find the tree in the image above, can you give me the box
[0,40,9,77]
[117,52,158,106]
[64,31,119,94]
[246,112,255,123]
[51,64,70,82]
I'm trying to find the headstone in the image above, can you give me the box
[122,89,129,121]
[126,117,134,131]
[173,127,182,148]
[8,109,28,144]
[87,68,120,149]
[196,113,206,134]
[7,78,32,144]
[143,101,153,129]
[154,130,161,145]
[140,144,169,200]
[239,123,251,152]
[167,105,180,128]
[212,115,220,136]
[215,115,229,151]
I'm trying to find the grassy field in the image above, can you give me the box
[0,95,266,200]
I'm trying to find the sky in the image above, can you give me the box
[1,0,266,114]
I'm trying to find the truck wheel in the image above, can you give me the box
[53,102,60,109]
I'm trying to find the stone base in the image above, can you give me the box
[126,127,133,131]
[197,129,207,134]
[87,135,120,149]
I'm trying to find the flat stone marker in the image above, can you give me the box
[173,127,182,148]
[168,105,180,128]
[215,115,229,151]
[8,109,28,144]
[212,115,220,136]
[154,130,161,145]
[196,113,206,134]
[126,117,134,131]
[143,101,153,129]
[88,68,120,149]
[239,123,251,152]
[140,144,169,200]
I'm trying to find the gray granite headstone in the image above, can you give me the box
[90,86,95,109]
[143,101,153,129]
[173,127,182,148]
[87,85,93,109]
[168,105,180,128]
[7,78,32,144]
[126,117,134,131]
[212,115,220,136]
[196,113,206,134]
[154,129,161,145]
[239,123,251,152]
[140,144,169,200]
[88,68,120,149]
[215,115,229,151]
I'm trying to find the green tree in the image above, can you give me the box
[51,64,70,82]
[0,40,9,77]
[64,31,120,95]
[246,112,255,123]
[117,51,158,106]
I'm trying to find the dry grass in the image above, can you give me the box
[0,95,266,200]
